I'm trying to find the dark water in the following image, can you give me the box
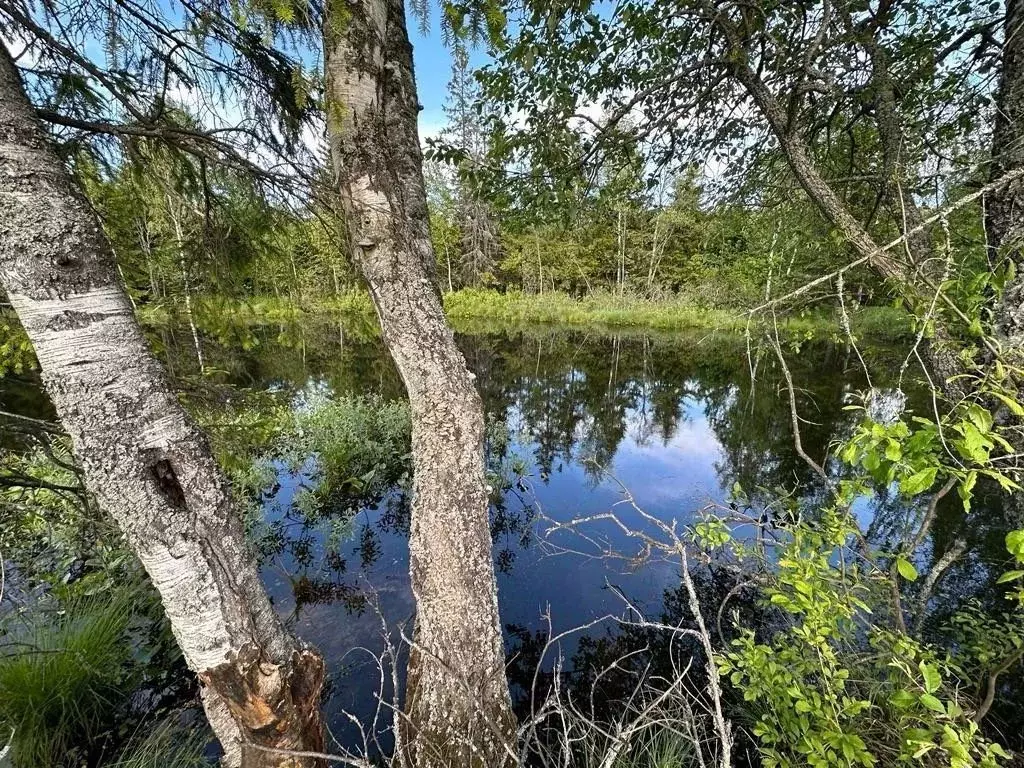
[3,314,1022,750]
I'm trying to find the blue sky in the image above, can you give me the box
[409,8,489,139]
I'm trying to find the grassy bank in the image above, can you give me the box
[446,289,912,340]
[136,288,914,341]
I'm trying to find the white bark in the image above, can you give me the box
[0,43,325,768]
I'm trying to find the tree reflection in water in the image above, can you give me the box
[142,315,1024,752]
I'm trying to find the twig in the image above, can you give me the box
[746,164,1024,316]
[973,646,1024,724]
[912,538,968,634]
[769,316,829,483]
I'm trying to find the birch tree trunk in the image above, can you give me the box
[988,0,1024,353]
[323,4,516,767]
[167,193,205,373]
[0,44,325,768]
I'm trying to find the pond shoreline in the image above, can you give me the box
[131,289,915,343]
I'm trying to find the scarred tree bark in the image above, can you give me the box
[987,0,1024,354]
[323,3,516,767]
[0,44,325,768]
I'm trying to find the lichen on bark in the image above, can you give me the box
[322,0,517,765]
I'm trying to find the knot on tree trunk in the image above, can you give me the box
[200,645,326,767]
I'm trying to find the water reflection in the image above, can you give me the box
[4,314,1021,748]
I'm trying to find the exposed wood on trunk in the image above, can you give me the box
[0,44,325,768]
[987,0,1024,354]
[322,2,516,767]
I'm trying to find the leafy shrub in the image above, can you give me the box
[288,390,412,510]
[713,508,1013,768]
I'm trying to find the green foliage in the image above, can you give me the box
[839,393,1019,511]
[0,439,130,598]
[0,595,136,767]
[80,145,351,311]
[1,437,195,766]
[946,601,1024,681]
[444,289,912,339]
[0,317,35,377]
[288,392,412,507]
[612,730,696,768]
[712,510,1012,768]
[1001,530,1024,604]
[215,389,413,537]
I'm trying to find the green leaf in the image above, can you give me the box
[897,557,919,582]
[990,743,1011,759]
[1008,530,1024,558]
[919,662,941,694]
[966,404,993,433]
[920,693,945,713]
[957,470,977,512]
[900,466,937,496]
[996,570,1024,584]
[890,690,916,709]
[993,392,1024,417]
[884,440,902,462]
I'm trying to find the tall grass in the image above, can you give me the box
[444,288,744,331]
[0,594,134,767]
[104,718,210,768]
[138,287,914,342]
[614,731,697,768]
[443,288,913,340]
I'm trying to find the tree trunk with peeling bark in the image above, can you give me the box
[0,44,325,768]
[322,3,516,767]
[988,0,1024,354]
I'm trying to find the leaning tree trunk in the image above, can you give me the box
[0,45,325,768]
[987,0,1024,354]
[720,35,964,391]
[323,4,516,767]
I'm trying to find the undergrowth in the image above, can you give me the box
[0,594,135,767]
[131,288,914,342]
[104,717,210,767]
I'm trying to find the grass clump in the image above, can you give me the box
[613,731,697,768]
[0,594,135,767]
[104,717,210,768]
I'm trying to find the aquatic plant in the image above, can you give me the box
[289,391,412,510]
